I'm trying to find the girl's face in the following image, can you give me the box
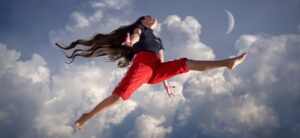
[141,15,157,30]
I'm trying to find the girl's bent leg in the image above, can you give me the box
[88,94,123,118]
[75,94,123,130]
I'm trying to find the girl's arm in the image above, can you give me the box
[158,49,164,62]
[158,49,176,97]
[122,28,142,47]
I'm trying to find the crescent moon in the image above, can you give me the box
[225,9,235,35]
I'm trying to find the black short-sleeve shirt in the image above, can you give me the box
[132,24,164,55]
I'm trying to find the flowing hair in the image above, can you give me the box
[55,16,145,68]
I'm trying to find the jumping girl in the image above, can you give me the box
[55,15,246,131]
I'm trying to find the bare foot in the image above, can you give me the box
[227,53,247,70]
[75,113,91,131]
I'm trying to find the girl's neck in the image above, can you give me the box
[142,23,154,30]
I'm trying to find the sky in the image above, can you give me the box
[0,0,300,138]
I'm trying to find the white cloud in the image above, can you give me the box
[70,12,91,28]
[50,0,136,47]
[197,94,278,136]
[2,21,300,138]
[1,0,300,137]
[128,114,172,138]
[11,54,49,83]
[0,44,49,84]
[49,4,217,137]
[125,15,218,132]
[0,43,138,138]
[35,62,139,137]
[159,15,215,61]
[0,0,233,137]
[234,34,258,54]
[0,44,50,138]
[170,34,300,138]
[91,0,132,10]
[103,0,132,10]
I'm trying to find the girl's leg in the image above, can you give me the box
[186,53,247,71]
[147,53,247,84]
[75,53,154,130]
[75,94,123,130]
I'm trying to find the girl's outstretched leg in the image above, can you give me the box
[147,53,246,84]
[75,94,123,131]
[186,53,247,71]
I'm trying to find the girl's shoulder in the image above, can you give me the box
[135,23,146,33]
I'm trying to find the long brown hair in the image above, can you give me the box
[55,16,145,68]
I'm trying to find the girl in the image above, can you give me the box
[55,15,246,131]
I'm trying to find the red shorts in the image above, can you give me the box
[112,51,190,100]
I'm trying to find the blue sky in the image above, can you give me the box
[1,0,299,74]
[0,0,300,138]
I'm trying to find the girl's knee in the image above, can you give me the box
[112,93,125,102]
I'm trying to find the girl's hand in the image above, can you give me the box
[163,81,176,97]
[121,33,133,47]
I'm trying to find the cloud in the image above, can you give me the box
[0,42,138,138]
[127,114,172,138]
[235,34,300,137]
[66,11,103,30]
[1,0,300,137]
[50,0,136,47]
[1,5,217,137]
[159,15,215,61]
[234,34,257,54]
[91,0,133,10]
[123,15,219,137]
[0,43,50,138]
[48,1,218,136]
[170,34,300,138]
